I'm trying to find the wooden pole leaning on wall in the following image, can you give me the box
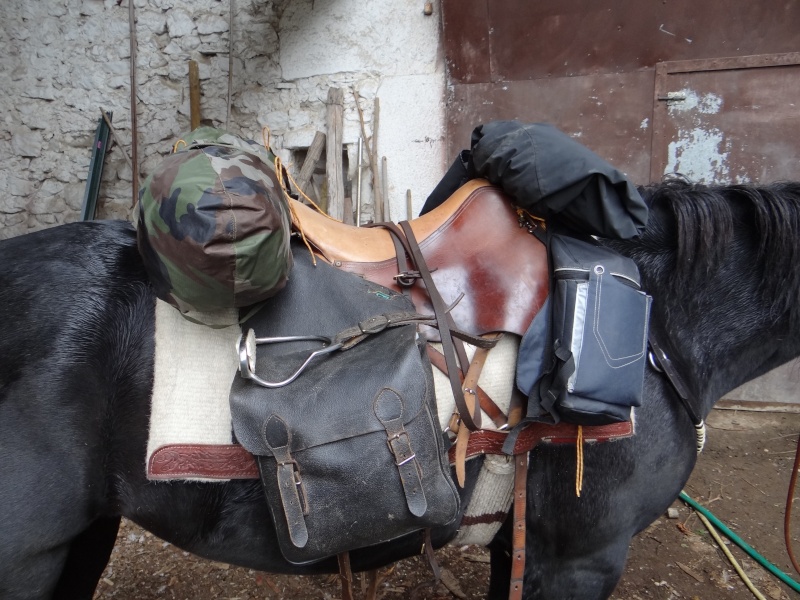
[295,131,326,203]
[325,87,345,221]
[189,60,201,131]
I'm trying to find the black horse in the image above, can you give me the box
[1,178,800,600]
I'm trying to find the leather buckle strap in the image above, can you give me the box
[263,416,309,549]
[509,453,528,600]
[374,388,427,517]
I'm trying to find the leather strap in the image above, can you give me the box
[371,221,418,290]
[338,552,355,600]
[422,528,442,582]
[334,311,494,352]
[365,569,380,600]
[455,337,498,487]
[454,422,471,489]
[426,345,508,429]
[448,420,634,462]
[398,220,482,431]
[648,331,702,426]
[263,416,308,549]
[374,388,427,517]
[147,420,635,481]
[509,453,528,600]
[785,433,800,575]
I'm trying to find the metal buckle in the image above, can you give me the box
[386,431,416,466]
[236,329,342,388]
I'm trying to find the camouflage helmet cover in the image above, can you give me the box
[137,127,293,313]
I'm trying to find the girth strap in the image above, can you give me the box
[509,453,529,600]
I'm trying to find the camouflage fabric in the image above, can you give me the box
[137,128,293,314]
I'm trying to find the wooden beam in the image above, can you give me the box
[295,131,326,198]
[325,87,345,220]
[189,60,201,131]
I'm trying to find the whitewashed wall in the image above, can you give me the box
[0,0,447,239]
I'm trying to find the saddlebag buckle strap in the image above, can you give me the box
[263,416,309,548]
[374,388,427,517]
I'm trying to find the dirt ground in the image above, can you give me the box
[94,409,800,599]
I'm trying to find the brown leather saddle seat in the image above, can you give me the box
[290,179,549,337]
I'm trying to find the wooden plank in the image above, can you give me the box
[342,196,354,225]
[189,60,201,131]
[295,131,325,198]
[325,87,345,220]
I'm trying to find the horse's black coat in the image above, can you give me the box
[2,180,800,600]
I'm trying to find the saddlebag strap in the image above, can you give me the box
[426,345,508,429]
[374,388,427,516]
[509,452,528,600]
[399,220,481,431]
[263,415,309,549]
[335,311,493,352]
[337,552,355,600]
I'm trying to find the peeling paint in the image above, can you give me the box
[666,127,731,183]
[640,118,649,130]
[664,88,734,183]
[668,89,723,114]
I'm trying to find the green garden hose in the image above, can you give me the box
[679,491,800,594]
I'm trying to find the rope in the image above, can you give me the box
[696,510,767,600]
[784,433,800,575]
[575,425,584,497]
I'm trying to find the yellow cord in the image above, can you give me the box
[696,511,767,600]
[172,139,187,153]
[576,425,584,497]
[261,126,271,151]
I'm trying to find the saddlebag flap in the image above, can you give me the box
[229,245,459,564]
[516,233,652,425]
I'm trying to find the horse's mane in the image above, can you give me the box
[630,177,800,321]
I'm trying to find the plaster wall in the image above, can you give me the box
[0,0,447,239]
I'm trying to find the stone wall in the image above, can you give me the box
[0,0,446,239]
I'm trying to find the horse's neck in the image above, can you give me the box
[290,181,549,337]
[617,230,800,419]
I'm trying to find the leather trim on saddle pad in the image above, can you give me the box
[148,444,259,480]
[147,420,634,480]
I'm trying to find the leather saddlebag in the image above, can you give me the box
[229,245,460,564]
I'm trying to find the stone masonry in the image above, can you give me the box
[0,0,446,239]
